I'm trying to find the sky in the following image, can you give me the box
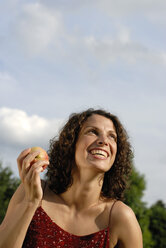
[0,0,166,206]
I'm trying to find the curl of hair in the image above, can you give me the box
[46,108,133,201]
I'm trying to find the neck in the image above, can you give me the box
[59,168,104,212]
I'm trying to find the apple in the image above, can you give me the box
[31,146,49,171]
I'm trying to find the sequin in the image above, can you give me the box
[22,206,109,248]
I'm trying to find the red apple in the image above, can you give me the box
[31,146,49,171]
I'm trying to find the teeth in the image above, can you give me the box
[90,149,108,158]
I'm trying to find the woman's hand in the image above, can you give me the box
[17,148,49,206]
[0,149,49,248]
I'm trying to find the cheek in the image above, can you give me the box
[76,136,92,151]
[110,143,117,161]
[75,140,90,162]
[109,140,117,151]
[75,142,85,163]
[75,147,86,168]
[112,140,117,151]
[114,144,117,155]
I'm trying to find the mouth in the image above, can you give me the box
[89,148,109,159]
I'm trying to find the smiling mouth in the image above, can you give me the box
[89,149,109,158]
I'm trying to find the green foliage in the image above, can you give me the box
[124,165,146,206]
[0,161,20,223]
[148,200,166,248]
[124,166,154,248]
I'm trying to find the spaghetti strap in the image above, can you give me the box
[108,200,118,228]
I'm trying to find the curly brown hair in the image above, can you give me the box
[46,108,133,200]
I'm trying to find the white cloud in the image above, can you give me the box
[83,34,166,66]
[8,1,166,67]
[0,107,63,147]
[116,25,130,44]
[16,3,63,55]
[0,107,64,176]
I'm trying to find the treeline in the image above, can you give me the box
[124,167,166,247]
[0,162,166,247]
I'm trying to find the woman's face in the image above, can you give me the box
[75,114,117,173]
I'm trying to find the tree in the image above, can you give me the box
[0,161,20,223]
[124,165,154,248]
[148,200,166,248]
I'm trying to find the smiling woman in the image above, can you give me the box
[75,114,117,173]
[47,109,132,200]
[0,108,143,248]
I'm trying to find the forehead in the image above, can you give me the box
[82,114,116,131]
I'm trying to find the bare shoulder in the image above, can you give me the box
[109,201,143,248]
[111,201,136,222]
[108,200,136,232]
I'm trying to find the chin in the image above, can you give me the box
[88,161,112,173]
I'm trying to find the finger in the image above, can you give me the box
[21,151,41,180]
[28,164,43,190]
[24,160,48,182]
[17,148,31,164]
[25,164,42,184]
[23,165,43,202]
[31,168,42,196]
[22,151,41,169]
[17,148,31,173]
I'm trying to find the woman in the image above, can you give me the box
[0,109,143,248]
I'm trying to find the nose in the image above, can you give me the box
[96,135,109,146]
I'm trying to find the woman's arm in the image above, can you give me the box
[0,184,40,248]
[0,148,49,248]
[109,201,143,248]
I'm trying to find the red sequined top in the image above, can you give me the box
[22,206,110,248]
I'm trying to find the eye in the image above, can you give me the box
[87,129,98,135]
[108,133,117,142]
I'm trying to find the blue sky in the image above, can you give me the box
[0,0,166,206]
